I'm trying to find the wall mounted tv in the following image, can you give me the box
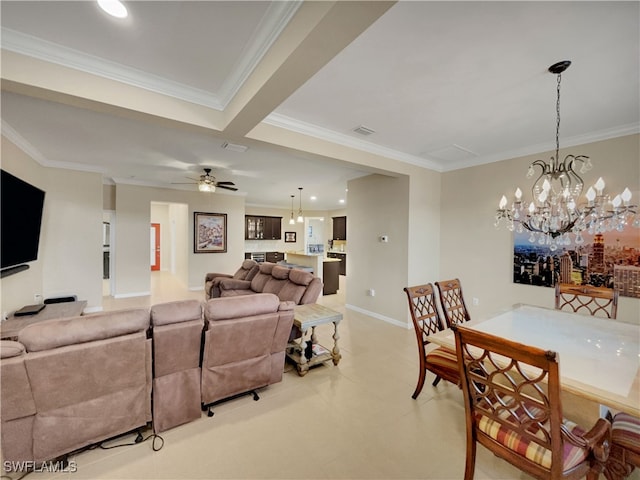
[1,170,46,277]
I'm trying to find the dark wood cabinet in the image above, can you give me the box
[265,251,284,263]
[323,260,339,295]
[332,216,346,240]
[245,215,282,240]
[327,252,346,276]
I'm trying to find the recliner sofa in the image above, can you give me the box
[205,259,259,300]
[217,262,322,305]
[1,293,299,466]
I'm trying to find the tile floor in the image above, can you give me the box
[9,272,632,480]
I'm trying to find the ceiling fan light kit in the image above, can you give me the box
[494,60,637,249]
[173,168,237,193]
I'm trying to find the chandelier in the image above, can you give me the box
[495,60,637,250]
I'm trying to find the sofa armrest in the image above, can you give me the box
[279,301,296,311]
[205,272,232,283]
[218,278,252,291]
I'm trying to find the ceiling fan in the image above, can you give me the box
[173,168,237,193]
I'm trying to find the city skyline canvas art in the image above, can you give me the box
[513,227,640,298]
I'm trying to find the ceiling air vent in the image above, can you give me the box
[221,141,248,153]
[352,125,375,136]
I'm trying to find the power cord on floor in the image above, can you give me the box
[96,431,164,452]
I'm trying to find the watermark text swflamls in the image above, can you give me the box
[3,460,78,473]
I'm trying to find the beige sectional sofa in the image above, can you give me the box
[0,292,297,467]
[217,262,323,305]
[205,259,259,300]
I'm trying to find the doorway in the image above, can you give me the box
[150,223,160,271]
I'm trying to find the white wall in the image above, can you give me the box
[1,136,103,313]
[440,134,640,324]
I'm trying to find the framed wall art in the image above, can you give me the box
[194,212,227,253]
[284,231,296,243]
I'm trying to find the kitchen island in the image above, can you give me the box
[284,252,341,295]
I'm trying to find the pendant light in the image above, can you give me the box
[289,195,295,225]
[296,187,304,223]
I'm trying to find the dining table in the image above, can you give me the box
[428,303,640,417]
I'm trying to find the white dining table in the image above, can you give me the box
[429,304,640,417]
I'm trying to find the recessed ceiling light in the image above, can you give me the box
[310,196,317,201]
[221,141,248,153]
[97,0,128,18]
[339,199,345,204]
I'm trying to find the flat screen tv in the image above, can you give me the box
[1,170,46,275]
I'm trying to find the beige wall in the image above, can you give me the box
[114,184,246,296]
[347,174,411,326]
[440,134,640,324]
[1,135,103,313]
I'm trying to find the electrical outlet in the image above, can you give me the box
[34,294,43,303]
[472,297,479,306]
[367,289,375,297]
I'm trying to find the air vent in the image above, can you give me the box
[352,125,375,136]
[221,141,248,153]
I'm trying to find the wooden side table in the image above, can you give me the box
[287,303,342,376]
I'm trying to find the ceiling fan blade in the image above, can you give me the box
[216,185,238,191]
[216,181,235,185]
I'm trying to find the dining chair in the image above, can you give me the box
[554,283,618,319]
[403,284,459,399]
[604,412,640,480]
[452,324,611,480]
[435,278,471,327]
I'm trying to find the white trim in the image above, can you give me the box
[217,1,302,108]
[113,291,151,299]
[189,286,205,292]
[83,306,103,314]
[263,113,444,172]
[345,304,410,329]
[2,29,223,110]
[1,120,49,165]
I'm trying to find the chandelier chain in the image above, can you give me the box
[555,72,561,168]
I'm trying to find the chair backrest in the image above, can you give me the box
[403,284,445,352]
[233,259,259,281]
[452,325,586,479]
[554,283,618,319]
[435,278,470,327]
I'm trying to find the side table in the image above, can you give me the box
[287,303,342,376]
[0,301,87,339]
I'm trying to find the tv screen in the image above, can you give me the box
[1,170,46,270]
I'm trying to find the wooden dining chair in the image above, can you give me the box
[452,324,611,480]
[403,284,459,399]
[435,278,471,327]
[555,283,618,319]
[604,412,640,480]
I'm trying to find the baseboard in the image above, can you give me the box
[345,304,410,329]
[188,286,204,292]
[113,291,151,299]
[84,306,103,314]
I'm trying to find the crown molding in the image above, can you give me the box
[442,122,640,172]
[216,1,302,108]
[263,113,444,172]
[2,120,49,166]
[2,28,224,110]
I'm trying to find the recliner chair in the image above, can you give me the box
[205,259,259,300]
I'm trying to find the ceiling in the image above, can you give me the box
[1,1,638,210]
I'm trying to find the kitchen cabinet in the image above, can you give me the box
[327,252,346,276]
[245,216,282,240]
[323,260,340,295]
[332,216,346,240]
[266,251,284,263]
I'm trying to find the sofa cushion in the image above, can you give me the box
[151,300,202,327]
[271,265,291,280]
[289,268,313,286]
[1,340,26,359]
[19,309,150,352]
[206,293,280,321]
